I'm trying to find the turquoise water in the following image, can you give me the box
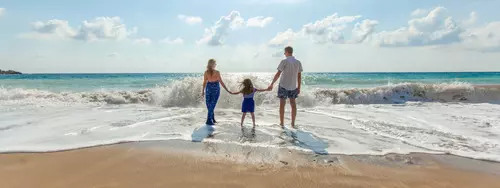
[2,72,500,161]
[1,72,500,92]
[0,73,198,92]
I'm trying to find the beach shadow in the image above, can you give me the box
[191,125,215,142]
[285,129,329,155]
[238,127,257,162]
[239,127,256,143]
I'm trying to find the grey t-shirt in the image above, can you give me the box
[277,56,303,90]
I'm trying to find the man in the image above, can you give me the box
[267,46,303,129]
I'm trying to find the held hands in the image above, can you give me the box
[266,85,273,91]
[225,86,274,95]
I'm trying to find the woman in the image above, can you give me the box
[202,59,230,125]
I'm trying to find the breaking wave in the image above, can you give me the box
[1,76,500,107]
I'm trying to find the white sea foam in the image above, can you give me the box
[1,76,500,107]
[1,74,500,162]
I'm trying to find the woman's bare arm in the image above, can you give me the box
[217,71,230,93]
[202,72,207,94]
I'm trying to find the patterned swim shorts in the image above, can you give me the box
[277,87,299,99]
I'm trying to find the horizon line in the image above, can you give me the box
[8,71,500,74]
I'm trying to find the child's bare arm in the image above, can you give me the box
[255,88,268,92]
[230,91,241,95]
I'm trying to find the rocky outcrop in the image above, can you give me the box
[0,69,22,74]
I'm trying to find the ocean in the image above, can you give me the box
[1,72,499,161]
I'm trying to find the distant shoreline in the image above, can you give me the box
[0,69,22,74]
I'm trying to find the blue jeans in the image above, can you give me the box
[205,81,220,125]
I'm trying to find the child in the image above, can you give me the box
[230,78,268,127]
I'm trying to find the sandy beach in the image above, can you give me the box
[1,141,499,188]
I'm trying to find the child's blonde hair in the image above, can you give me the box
[239,78,254,95]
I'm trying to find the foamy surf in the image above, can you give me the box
[2,78,500,106]
[1,73,500,162]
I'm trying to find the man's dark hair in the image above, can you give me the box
[284,46,293,54]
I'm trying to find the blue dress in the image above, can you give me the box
[242,89,256,113]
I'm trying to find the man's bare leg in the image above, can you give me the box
[279,98,286,128]
[290,98,297,128]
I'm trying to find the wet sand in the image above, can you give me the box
[1,141,499,188]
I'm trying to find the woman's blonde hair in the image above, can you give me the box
[239,78,254,95]
[206,59,216,76]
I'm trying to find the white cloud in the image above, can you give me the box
[134,38,152,45]
[31,19,76,39]
[198,10,245,46]
[75,17,137,41]
[267,7,500,52]
[159,37,184,45]
[177,14,203,25]
[231,15,246,29]
[302,14,361,36]
[27,17,137,41]
[303,13,362,44]
[462,21,500,52]
[246,16,274,27]
[6,6,500,73]
[198,11,274,46]
[0,8,5,17]
[363,7,499,51]
[352,19,379,43]
[408,7,450,33]
[374,7,463,47]
[268,13,363,46]
[411,9,429,17]
[463,12,478,26]
[268,29,299,47]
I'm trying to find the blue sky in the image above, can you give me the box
[1,0,500,73]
